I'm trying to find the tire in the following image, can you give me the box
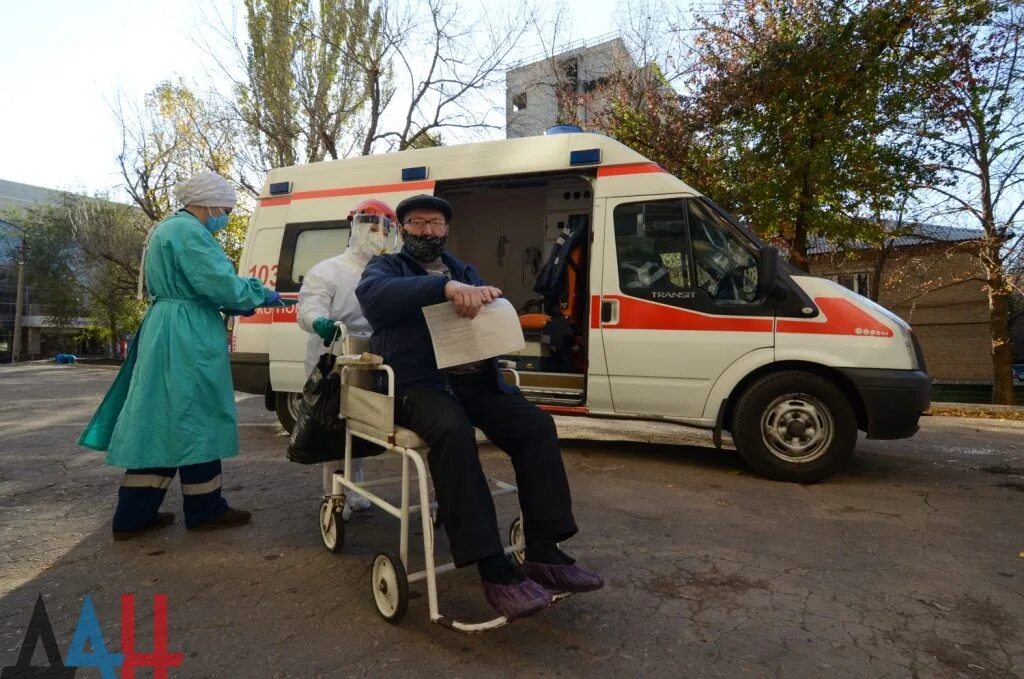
[508,516,525,565]
[731,371,857,483]
[371,550,409,624]
[275,391,302,433]
[319,499,344,553]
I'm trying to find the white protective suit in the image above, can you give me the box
[298,251,374,375]
[297,219,395,507]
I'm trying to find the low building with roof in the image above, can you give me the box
[807,222,994,382]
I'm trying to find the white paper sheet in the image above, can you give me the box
[421,298,526,369]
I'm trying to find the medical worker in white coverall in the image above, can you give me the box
[297,199,399,515]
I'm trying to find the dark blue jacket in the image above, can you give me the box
[355,249,516,395]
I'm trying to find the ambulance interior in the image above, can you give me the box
[436,174,593,406]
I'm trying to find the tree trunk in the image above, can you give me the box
[988,271,1015,405]
[789,159,814,273]
[361,67,381,156]
[789,221,810,272]
[870,243,891,303]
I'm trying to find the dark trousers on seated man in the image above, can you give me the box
[396,371,578,568]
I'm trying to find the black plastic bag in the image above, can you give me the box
[287,352,381,464]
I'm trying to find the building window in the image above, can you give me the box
[827,272,871,298]
[512,93,527,111]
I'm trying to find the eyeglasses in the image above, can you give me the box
[402,218,448,231]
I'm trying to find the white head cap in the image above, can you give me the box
[174,171,237,209]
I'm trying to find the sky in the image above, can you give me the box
[0,0,625,197]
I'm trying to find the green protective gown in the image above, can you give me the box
[78,210,267,468]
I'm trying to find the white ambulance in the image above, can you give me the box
[230,129,930,482]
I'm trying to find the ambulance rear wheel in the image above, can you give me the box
[371,550,409,624]
[275,391,302,433]
[732,371,856,483]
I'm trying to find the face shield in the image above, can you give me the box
[350,214,398,256]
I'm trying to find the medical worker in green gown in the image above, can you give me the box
[78,170,285,539]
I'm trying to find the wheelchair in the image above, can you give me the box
[318,335,571,632]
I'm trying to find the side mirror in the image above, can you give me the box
[756,246,786,301]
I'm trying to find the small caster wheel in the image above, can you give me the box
[319,498,344,553]
[508,516,525,565]
[371,550,409,624]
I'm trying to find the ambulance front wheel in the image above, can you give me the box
[731,371,857,484]
[371,550,409,624]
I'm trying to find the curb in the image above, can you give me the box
[927,401,1024,421]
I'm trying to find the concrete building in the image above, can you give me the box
[807,224,998,383]
[0,179,93,362]
[505,36,636,138]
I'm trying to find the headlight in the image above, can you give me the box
[855,295,920,370]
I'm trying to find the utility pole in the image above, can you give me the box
[11,245,25,363]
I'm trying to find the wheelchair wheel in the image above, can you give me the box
[371,550,409,624]
[319,499,344,553]
[508,517,525,565]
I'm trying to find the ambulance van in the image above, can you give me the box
[230,129,930,483]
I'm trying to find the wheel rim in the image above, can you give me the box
[372,555,400,618]
[287,392,302,422]
[760,393,834,464]
[320,502,337,550]
[508,518,525,565]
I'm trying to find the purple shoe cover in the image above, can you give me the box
[481,578,552,620]
[523,560,605,593]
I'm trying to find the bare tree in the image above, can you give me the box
[356,0,537,153]
[114,80,245,218]
[923,1,1024,403]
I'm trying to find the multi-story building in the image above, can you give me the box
[0,179,93,362]
[505,36,637,138]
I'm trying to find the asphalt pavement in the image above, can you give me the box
[1,363,1022,678]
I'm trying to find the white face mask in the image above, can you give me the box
[357,228,389,257]
[351,218,393,258]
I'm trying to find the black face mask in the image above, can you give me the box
[404,233,447,262]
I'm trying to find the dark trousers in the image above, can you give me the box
[396,376,578,568]
[112,460,228,531]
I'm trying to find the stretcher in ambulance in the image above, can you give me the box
[230,129,931,482]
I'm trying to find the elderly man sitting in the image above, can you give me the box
[356,194,602,621]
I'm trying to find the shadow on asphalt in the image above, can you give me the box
[560,438,744,473]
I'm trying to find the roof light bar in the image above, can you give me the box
[402,166,429,181]
[569,149,601,166]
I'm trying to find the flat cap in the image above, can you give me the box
[395,194,452,223]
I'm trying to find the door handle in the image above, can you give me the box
[601,299,619,324]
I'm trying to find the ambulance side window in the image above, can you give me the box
[276,221,349,293]
[613,200,691,294]
[291,228,349,284]
[687,200,758,303]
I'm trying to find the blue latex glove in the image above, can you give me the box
[258,289,297,307]
[312,317,339,344]
[263,289,282,306]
